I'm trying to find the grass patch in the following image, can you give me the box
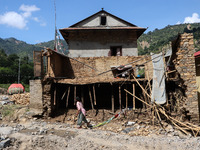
[0,84,10,90]
[0,105,20,117]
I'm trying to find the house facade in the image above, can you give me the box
[59,9,146,57]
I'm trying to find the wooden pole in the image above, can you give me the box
[111,84,114,112]
[66,86,70,108]
[124,89,152,108]
[133,83,135,110]
[61,88,68,101]
[93,84,97,105]
[144,57,152,93]
[54,86,56,106]
[126,84,128,111]
[88,85,94,112]
[81,86,84,106]
[74,85,76,105]
[119,85,121,111]
[132,74,151,99]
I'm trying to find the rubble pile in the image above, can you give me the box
[10,93,30,105]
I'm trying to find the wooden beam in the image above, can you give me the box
[133,84,135,110]
[126,85,128,111]
[132,74,151,99]
[111,84,114,112]
[54,86,56,106]
[61,88,68,101]
[88,85,94,112]
[74,85,76,105]
[119,85,122,111]
[93,84,97,106]
[81,86,84,106]
[66,86,70,108]
[124,89,152,108]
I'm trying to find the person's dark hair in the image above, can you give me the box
[76,96,80,101]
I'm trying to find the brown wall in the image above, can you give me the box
[172,33,199,121]
[47,53,153,81]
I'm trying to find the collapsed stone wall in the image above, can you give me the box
[172,33,199,121]
[69,56,153,79]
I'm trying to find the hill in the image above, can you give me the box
[0,37,41,59]
[0,23,200,58]
[138,23,200,55]
[0,38,68,59]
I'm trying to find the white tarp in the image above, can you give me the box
[151,52,166,104]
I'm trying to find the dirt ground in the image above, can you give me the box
[0,107,200,150]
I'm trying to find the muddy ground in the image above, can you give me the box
[0,106,200,150]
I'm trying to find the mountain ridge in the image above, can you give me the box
[0,23,200,57]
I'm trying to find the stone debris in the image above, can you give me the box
[0,138,11,149]
[10,93,30,105]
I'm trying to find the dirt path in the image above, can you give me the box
[1,120,200,150]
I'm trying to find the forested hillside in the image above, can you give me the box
[138,23,200,55]
[0,38,41,59]
[0,49,33,84]
[0,38,68,59]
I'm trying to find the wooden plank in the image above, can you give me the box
[124,89,152,107]
[111,84,114,112]
[88,85,94,111]
[119,85,121,111]
[81,86,84,105]
[126,85,128,111]
[74,85,76,105]
[133,84,135,110]
[93,84,97,105]
[54,86,56,106]
[61,88,68,100]
[132,74,151,99]
[66,86,70,108]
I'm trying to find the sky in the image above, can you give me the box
[0,0,200,44]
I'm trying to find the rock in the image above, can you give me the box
[165,125,174,133]
[122,127,135,133]
[126,121,136,126]
[0,127,13,135]
[0,138,11,149]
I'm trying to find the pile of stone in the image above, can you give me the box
[10,93,30,105]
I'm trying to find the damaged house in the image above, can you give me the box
[30,9,199,122]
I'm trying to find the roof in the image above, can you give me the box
[194,51,200,57]
[70,9,137,27]
[59,9,146,44]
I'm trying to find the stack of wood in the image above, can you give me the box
[10,93,30,105]
[124,73,200,137]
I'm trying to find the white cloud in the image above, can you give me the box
[184,13,200,23]
[0,11,27,29]
[19,4,40,12]
[0,4,44,29]
[20,4,40,18]
[33,17,39,22]
[176,21,181,25]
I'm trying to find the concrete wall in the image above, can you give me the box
[68,41,137,57]
[29,79,43,114]
[67,30,138,58]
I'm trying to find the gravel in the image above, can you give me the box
[0,120,200,150]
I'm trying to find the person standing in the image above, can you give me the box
[75,96,91,128]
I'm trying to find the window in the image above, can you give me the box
[109,46,122,56]
[100,16,106,25]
